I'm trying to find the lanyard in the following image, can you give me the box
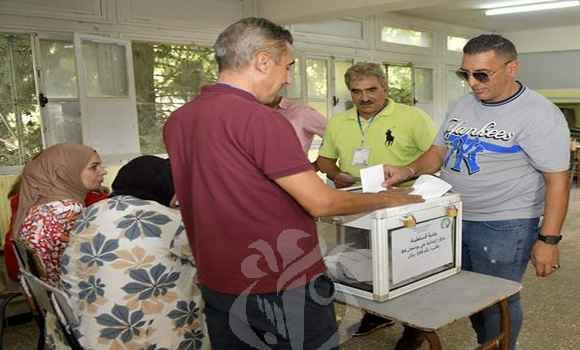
[357,114,376,146]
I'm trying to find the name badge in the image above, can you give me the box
[352,147,370,166]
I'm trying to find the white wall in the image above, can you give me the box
[505,25,580,53]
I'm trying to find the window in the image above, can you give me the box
[293,19,364,40]
[305,58,328,117]
[284,57,301,99]
[381,26,432,48]
[0,33,43,167]
[447,68,471,110]
[132,42,218,154]
[447,35,469,52]
[385,63,414,105]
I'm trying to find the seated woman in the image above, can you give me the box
[14,143,106,286]
[61,155,209,350]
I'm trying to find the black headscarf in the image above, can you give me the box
[111,155,174,207]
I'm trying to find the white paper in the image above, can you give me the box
[410,175,452,199]
[360,164,385,193]
[324,249,372,283]
[391,216,454,285]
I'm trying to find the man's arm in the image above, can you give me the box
[531,171,569,277]
[275,170,423,218]
[316,156,356,188]
[384,145,447,186]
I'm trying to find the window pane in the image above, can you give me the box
[39,39,78,98]
[0,33,43,166]
[447,36,468,52]
[381,27,432,48]
[293,19,364,40]
[284,58,301,99]
[81,40,128,97]
[308,100,327,118]
[447,69,470,110]
[132,42,218,154]
[306,59,327,99]
[334,60,352,101]
[387,65,413,105]
[414,68,433,103]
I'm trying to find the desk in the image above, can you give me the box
[335,271,521,350]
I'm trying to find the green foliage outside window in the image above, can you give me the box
[132,42,218,154]
[386,64,414,105]
[0,34,42,167]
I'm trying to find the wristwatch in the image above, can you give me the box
[537,234,562,245]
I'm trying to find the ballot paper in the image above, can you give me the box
[324,249,372,283]
[360,164,385,193]
[410,175,452,199]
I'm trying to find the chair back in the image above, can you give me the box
[20,271,83,350]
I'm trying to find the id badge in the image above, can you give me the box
[352,147,370,166]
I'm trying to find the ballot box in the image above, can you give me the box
[318,193,462,301]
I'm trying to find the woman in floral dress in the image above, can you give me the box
[15,143,107,286]
[61,155,209,350]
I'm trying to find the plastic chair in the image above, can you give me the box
[10,239,46,350]
[20,271,83,350]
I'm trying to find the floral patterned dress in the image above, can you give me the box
[19,199,84,286]
[60,195,209,350]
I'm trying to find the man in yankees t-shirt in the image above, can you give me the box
[384,34,569,349]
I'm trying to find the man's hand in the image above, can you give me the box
[383,165,414,187]
[531,241,560,277]
[378,187,424,207]
[333,172,357,188]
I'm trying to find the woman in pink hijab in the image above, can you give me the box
[14,143,107,285]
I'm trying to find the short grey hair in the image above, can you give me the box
[463,34,518,60]
[344,62,386,89]
[214,17,293,72]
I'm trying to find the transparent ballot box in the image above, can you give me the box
[317,193,462,301]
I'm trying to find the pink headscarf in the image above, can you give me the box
[13,144,97,235]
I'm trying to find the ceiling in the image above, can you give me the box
[395,1,580,32]
[258,0,580,32]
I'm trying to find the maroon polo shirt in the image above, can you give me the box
[164,84,327,294]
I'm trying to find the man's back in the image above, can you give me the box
[165,83,326,294]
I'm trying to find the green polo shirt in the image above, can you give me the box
[319,98,436,178]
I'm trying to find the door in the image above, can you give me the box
[32,34,82,146]
[74,33,140,157]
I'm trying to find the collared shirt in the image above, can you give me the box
[276,97,327,152]
[164,84,326,294]
[319,98,436,178]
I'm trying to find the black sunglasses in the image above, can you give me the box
[455,60,513,83]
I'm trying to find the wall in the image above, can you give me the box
[505,25,580,53]
[518,51,580,90]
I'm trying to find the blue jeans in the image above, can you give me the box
[462,218,539,350]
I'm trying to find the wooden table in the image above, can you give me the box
[334,271,521,350]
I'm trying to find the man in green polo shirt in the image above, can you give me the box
[318,62,436,188]
[317,62,436,347]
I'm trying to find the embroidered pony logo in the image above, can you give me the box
[385,129,394,146]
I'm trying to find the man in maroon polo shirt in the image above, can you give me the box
[164,17,423,350]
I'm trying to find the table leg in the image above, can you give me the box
[477,298,511,350]
[498,299,511,350]
[422,330,442,350]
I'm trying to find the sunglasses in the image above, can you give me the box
[455,60,513,83]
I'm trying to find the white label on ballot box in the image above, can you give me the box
[391,216,454,285]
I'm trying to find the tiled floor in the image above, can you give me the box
[3,188,580,349]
